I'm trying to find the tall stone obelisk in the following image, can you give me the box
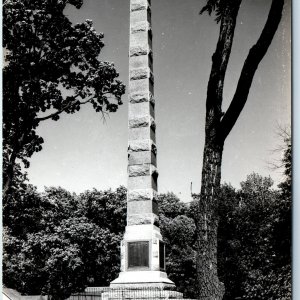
[110,0,175,287]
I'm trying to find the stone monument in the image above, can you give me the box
[110,0,180,291]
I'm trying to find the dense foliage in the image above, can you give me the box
[3,186,127,299]
[157,193,197,298]
[217,173,291,300]
[3,0,125,196]
[3,139,291,299]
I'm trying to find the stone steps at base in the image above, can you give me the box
[102,289,183,299]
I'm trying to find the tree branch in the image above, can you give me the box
[220,0,284,141]
[36,94,94,122]
[204,1,241,143]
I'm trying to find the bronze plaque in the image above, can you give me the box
[128,241,149,269]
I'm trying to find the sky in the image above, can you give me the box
[27,0,291,202]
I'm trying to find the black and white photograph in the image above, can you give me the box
[2,0,292,299]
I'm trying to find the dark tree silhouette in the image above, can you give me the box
[3,0,125,198]
[195,0,285,298]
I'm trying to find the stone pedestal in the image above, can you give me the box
[110,225,173,287]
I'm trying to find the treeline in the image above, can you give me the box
[3,142,291,300]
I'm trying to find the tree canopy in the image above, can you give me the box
[3,0,125,196]
[3,186,127,299]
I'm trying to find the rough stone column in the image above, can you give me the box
[127,0,158,227]
[110,0,178,289]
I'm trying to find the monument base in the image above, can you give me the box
[110,270,175,288]
[102,289,184,299]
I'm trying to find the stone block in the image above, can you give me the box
[128,116,155,131]
[128,150,157,166]
[128,140,156,154]
[128,126,156,142]
[131,21,151,34]
[129,116,149,128]
[130,67,153,81]
[129,78,149,95]
[128,164,150,177]
[127,188,157,202]
[129,45,149,57]
[128,139,150,152]
[130,9,148,24]
[129,78,150,95]
[128,175,157,190]
[129,91,154,104]
[131,0,148,12]
[127,200,156,215]
[127,213,158,226]
[130,31,148,48]
[129,55,149,70]
[129,101,154,119]
[128,165,158,179]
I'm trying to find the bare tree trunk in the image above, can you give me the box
[196,142,224,300]
[195,3,240,297]
[195,0,284,298]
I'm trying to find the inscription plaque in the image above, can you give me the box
[128,241,149,269]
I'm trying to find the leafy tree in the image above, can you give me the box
[157,192,188,219]
[158,193,198,298]
[217,172,291,299]
[3,0,126,197]
[195,1,285,298]
[3,184,49,237]
[79,186,127,234]
[78,187,127,284]
[3,217,116,300]
[3,186,126,298]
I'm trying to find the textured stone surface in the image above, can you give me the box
[130,55,153,71]
[127,213,158,226]
[131,21,151,34]
[129,92,148,103]
[129,116,149,128]
[128,101,154,119]
[129,91,150,103]
[128,127,156,142]
[127,200,155,214]
[130,45,149,57]
[129,78,149,96]
[128,140,156,153]
[128,116,155,130]
[130,9,148,24]
[128,175,157,190]
[130,31,148,47]
[128,165,150,177]
[130,67,153,81]
[130,68,148,81]
[128,189,157,202]
[131,0,148,12]
[128,150,157,166]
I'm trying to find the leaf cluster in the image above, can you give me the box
[3,0,125,186]
[200,0,238,23]
[217,173,291,300]
[3,185,127,299]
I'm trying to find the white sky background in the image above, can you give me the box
[27,0,291,202]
